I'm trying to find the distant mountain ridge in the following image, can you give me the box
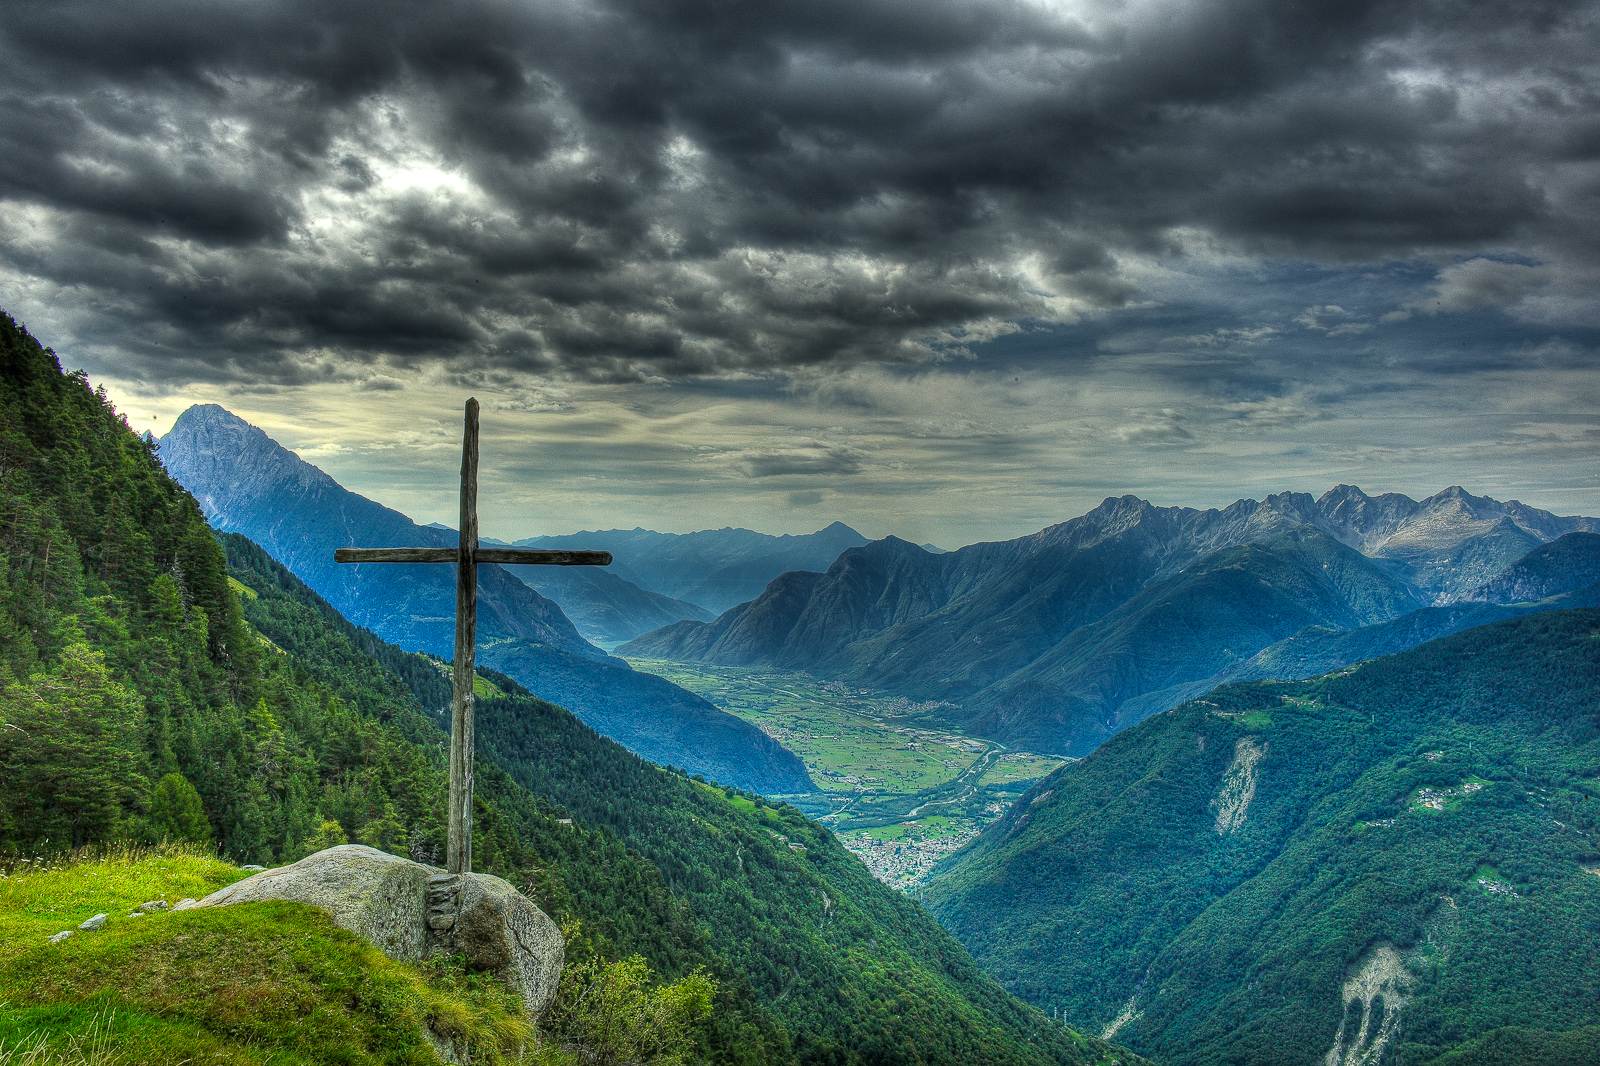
[622,487,1598,755]
[158,404,812,795]
[517,522,870,615]
[1217,532,1600,688]
[428,517,717,647]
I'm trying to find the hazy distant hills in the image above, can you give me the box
[515,522,870,615]
[501,565,713,647]
[622,488,1599,756]
[426,519,871,646]
[422,528,718,647]
[1220,532,1600,688]
[921,608,1600,1066]
[158,404,812,795]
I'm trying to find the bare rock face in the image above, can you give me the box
[430,871,564,1016]
[191,844,562,1016]
[194,845,432,963]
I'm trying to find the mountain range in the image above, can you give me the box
[11,306,1600,1065]
[514,522,871,617]
[221,531,1130,1066]
[157,404,812,795]
[622,489,1600,755]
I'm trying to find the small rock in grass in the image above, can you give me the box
[136,900,168,913]
[78,914,107,931]
[239,864,266,871]
[48,930,72,944]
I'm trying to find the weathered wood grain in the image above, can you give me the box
[334,547,612,566]
[334,547,459,563]
[448,398,480,876]
[475,548,612,566]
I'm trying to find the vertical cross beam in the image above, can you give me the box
[448,398,480,875]
[333,399,610,876]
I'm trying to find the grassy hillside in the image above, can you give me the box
[0,846,529,1065]
[923,608,1600,1065]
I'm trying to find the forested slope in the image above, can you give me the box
[923,608,1600,1066]
[159,402,812,795]
[223,532,1135,1066]
[1,312,1137,1066]
[0,309,794,1062]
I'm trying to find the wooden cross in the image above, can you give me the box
[334,398,611,874]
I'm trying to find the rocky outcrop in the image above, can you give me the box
[1212,737,1266,834]
[426,868,564,1015]
[191,845,562,1017]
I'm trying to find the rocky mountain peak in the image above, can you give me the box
[161,403,345,508]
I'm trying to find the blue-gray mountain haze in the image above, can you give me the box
[157,403,813,796]
[623,489,1600,756]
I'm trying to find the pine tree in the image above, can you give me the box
[148,771,212,844]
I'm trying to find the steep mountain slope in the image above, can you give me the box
[623,489,1594,754]
[159,404,811,795]
[1215,588,1597,689]
[1,314,1135,1066]
[160,405,593,659]
[1214,531,1600,688]
[1461,530,1600,604]
[0,313,777,1058]
[220,535,1139,1066]
[959,529,1422,753]
[922,608,1600,1066]
[626,537,950,670]
[520,522,870,614]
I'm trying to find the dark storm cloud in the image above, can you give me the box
[1,0,1596,382]
[739,442,866,478]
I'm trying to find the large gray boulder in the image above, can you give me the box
[435,871,564,1016]
[195,845,431,961]
[191,845,562,1017]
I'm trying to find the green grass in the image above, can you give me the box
[0,845,532,1065]
[862,825,907,842]
[693,782,783,821]
[855,817,969,845]
[984,753,1070,788]
[473,674,507,700]
[627,659,1066,799]
[626,661,990,795]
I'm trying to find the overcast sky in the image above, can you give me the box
[3,0,1597,545]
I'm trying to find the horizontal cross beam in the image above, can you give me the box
[333,547,613,566]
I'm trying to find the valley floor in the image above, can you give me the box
[625,659,1066,890]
